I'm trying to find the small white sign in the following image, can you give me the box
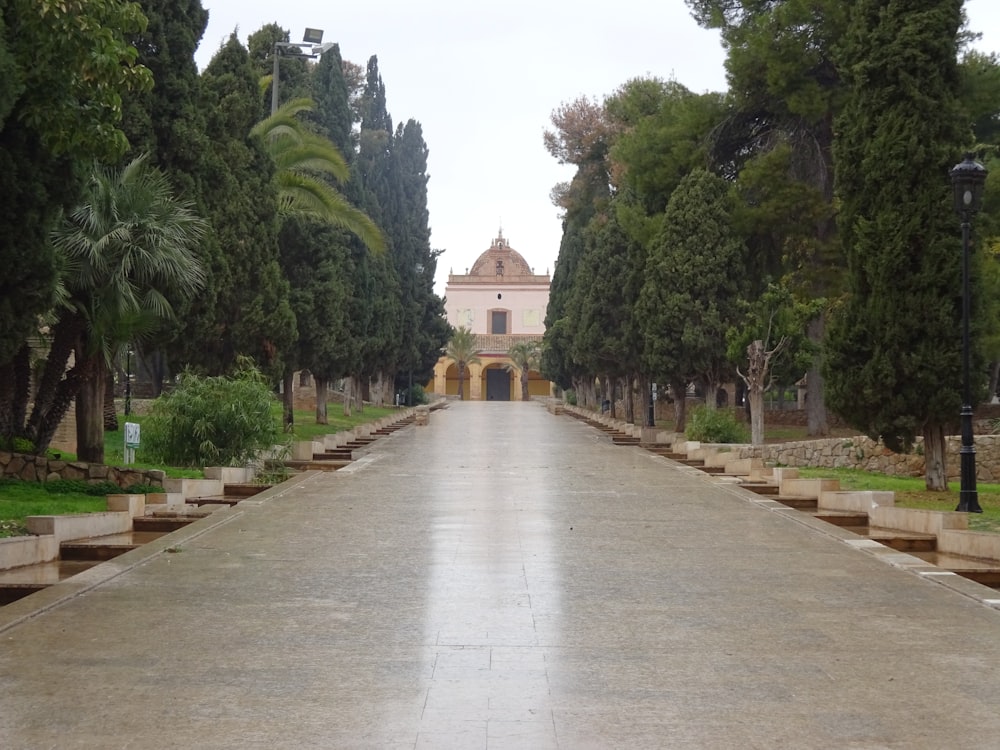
[124,422,141,448]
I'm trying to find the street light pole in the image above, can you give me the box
[271,28,332,116]
[950,153,988,513]
[124,347,133,417]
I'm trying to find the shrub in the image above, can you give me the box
[564,389,577,406]
[400,384,427,406]
[142,360,282,468]
[686,406,749,443]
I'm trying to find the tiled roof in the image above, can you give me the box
[473,334,543,355]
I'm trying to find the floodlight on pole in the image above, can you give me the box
[271,28,329,116]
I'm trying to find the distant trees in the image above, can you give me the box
[540,0,1000,493]
[506,341,541,402]
[446,327,480,401]
[0,6,455,463]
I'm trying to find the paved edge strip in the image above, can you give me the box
[641,450,1000,611]
[0,471,321,634]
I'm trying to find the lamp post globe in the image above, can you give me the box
[949,153,987,513]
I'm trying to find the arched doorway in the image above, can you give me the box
[482,364,512,401]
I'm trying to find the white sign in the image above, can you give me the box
[124,422,140,465]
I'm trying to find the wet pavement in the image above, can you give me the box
[3,401,1000,749]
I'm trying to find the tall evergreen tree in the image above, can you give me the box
[686,0,850,436]
[825,0,973,490]
[173,34,295,375]
[0,0,152,445]
[637,169,749,428]
[541,97,614,395]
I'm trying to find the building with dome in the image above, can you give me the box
[430,231,553,400]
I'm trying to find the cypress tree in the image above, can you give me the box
[825,0,974,490]
[174,34,296,376]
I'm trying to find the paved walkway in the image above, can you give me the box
[3,401,1000,749]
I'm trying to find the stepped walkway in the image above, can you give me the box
[3,401,1000,748]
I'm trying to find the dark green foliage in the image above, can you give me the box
[400,384,427,406]
[142,361,281,467]
[568,210,641,380]
[825,0,973,452]
[637,169,749,388]
[0,0,153,410]
[686,406,749,443]
[171,34,296,376]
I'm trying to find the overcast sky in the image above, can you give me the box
[195,1,1000,296]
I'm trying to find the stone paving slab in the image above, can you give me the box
[2,402,1000,748]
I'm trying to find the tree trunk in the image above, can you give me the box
[624,375,634,424]
[458,363,466,400]
[520,368,529,401]
[744,339,773,447]
[990,361,1000,403]
[76,357,105,464]
[26,315,84,441]
[748,385,765,446]
[806,314,830,436]
[702,376,719,411]
[282,370,294,432]
[923,421,948,491]
[0,344,31,442]
[342,376,353,417]
[104,363,119,432]
[315,376,329,425]
[671,377,688,433]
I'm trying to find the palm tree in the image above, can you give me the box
[251,98,384,252]
[27,154,207,462]
[445,326,481,400]
[253,98,385,430]
[505,340,541,401]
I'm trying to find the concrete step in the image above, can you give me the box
[774,495,818,510]
[283,459,352,472]
[0,560,97,605]
[223,483,271,498]
[912,552,1000,587]
[814,511,870,528]
[866,528,937,553]
[740,482,780,496]
[186,496,242,507]
[59,532,168,563]
[133,516,199,533]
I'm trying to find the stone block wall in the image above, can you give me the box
[0,451,165,488]
[735,434,1000,482]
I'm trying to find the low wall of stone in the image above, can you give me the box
[735,434,1000,482]
[0,451,165,488]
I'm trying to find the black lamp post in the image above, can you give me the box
[124,347,133,417]
[949,152,988,513]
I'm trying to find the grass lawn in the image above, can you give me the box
[0,480,107,538]
[652,413,1000,534]
[797,466,1000,534]
[1,400,408,535]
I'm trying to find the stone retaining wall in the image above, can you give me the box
[0,451,165,488]
[735,434,1000,482]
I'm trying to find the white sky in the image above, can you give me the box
[195,0,1000,297]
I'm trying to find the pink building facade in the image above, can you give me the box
[431,232,553,400]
